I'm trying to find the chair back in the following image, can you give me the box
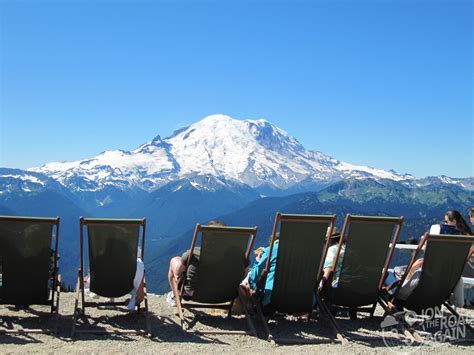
[268,213,336,314]
[81,218,145,298]
[190,225,256,304]
[330,215,403,307]
[403,234,474,312]
[0,216,59,305]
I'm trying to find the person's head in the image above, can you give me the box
[326,226,341,244]
[268,232,280,245]
[469,207,474,226]
[208,220,226,227]
[444,210,472,235]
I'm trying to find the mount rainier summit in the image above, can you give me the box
[27,114,461,193]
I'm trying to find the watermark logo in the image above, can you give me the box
[381,311,423,353]
[380,307,473,353]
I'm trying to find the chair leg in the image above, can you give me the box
[237,293,257,336]
[50,287,56,314]
[144,296,151,336]
[54,279,61,335]
[71,272,82,337]
[377,298,391,320]
[317,298,348,344]
[171,275,186,331]
[349,307,357,320]
[227,297,235,318]
[369,302,377,318]
[378,299,422,343]
[444,301,474,333]
[254,301,275,344]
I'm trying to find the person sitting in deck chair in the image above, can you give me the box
[387,210,472,303]
[166,220,226,306]
[321,226,345,289]
[239,232,279,312]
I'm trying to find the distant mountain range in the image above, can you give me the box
[1,114,473,290]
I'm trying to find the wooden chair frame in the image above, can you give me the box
[319,214,404,341]
[71,217,150,336]
[254,212,345,344]
[378,232,474,341]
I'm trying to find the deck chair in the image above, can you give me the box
[319,215,403,340]
[172,224,258,335]
[0,216,60,334]
[72,218,150,336]
[254,212,342,344]
[379,233,474,335]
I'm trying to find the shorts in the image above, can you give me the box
[181,248,200,294]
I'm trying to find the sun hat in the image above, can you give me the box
[327,226,341,240]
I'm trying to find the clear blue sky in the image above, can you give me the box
[1,0,472,178]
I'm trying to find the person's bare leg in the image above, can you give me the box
[238,284,253,313]
[168,256,186,290]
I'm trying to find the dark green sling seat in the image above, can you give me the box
[0,216,60,306]
[326,215,404,309]
[87,222,139,298]
[269,214,335,314]
[190,226,256,304]
[0,216,60,334]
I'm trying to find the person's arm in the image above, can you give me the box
[322,246,336,280]
[403,258,423,285]
[254,247,264,263]
[319,246,336,290]
[323,268,332,279]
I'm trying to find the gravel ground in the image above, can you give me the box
[1,292,473,353]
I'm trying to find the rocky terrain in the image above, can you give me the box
[1,292,473,353]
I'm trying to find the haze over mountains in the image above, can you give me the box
[1,114,473,290]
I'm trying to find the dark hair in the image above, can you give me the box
[445,210,472,235]
[330,235,341,245]
[208,220,226,226]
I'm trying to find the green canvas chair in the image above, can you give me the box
[254,212,342,344]
[319,215,403,339]
[171,224,258,335]
[380,233,474,336]
[0,216,60,334]
[72,218,150,336]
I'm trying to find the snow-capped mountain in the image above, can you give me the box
[30,114,416,192]
[3,115,472,292]
[0,168,67,194]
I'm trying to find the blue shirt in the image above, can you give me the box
[248,241,279,306]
